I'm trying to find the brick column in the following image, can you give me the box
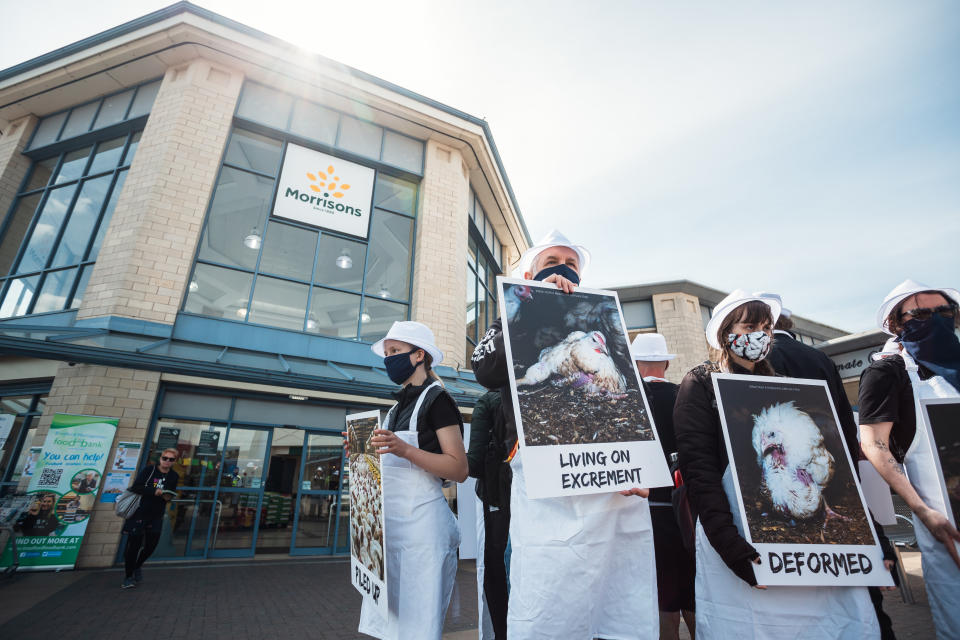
[76,58,244,324]
[23,363,160,568]
[410,140,471,369]
[653,292,709,384]
[0,115,38,273]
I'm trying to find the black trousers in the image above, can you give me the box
[482,504,510,640]
[124,531,161,578]
[869,586,896,640]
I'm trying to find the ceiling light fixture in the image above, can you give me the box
[335,249,352,269]
[243,226,262,250]
[378,285,390,299]
[361,312,371,323]
[235,308,247,319]
[188,280,199,293]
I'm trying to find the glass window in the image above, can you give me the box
[700,305,712,330]
[69,265,93,309]
[87,136,127,175]
[0,193,42,275]
[364,210,412,300]
[32,267,78,314]
[308,288,360,338]
[0,275,39,318]
[381,131,423,173]
[54,147,92,185]
[16,183,79,273]
[259,221,317,281]
[237,83,293,130]
[315,234,365,292]
[337,116,383,159]
[290,100,339,146]
[60,102,99,140]
[622,300,655,329]
[374,174,416,215]
[150,420,225,487]
[123,131,141,166]
[465,202,502,364]
[196,167,274,271]
[248,275,309,331]
[89,171,127,258]
[93,89,134,129]
[183,263,254,320]
[29,112,67,149]
[128,80,161,118]
[224,130,283,176]
[360,298,407,342]
[24,157,58,192]
[50,174,111,268]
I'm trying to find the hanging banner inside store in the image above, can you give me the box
[0,414,14,449]
[712,374,893,586]
[1,413,117,571]
[156,426,180,452]
[495,277,671,498]
[346,409,387,616]
[100,471,132,503]
[920,399,960,529]
[196,430,221,456]
[273,143,376,239]
[111,441,141,472]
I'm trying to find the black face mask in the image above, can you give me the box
[533,264,580,285]
[900,313,960,391]
[383,349,422,385]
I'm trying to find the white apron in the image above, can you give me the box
[358,381,461,640]
[901,351,960,639]
[694,468,879,639]
[507,455,657,639]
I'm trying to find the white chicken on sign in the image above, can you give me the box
[516,330,626,396]
[752,401,846,528]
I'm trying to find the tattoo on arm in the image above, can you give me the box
[872,439,889,451]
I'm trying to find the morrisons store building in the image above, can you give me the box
[0,3,530,567]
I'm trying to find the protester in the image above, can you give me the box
[355,321,466,640]
[767,304,899,638]
[674,290,879,638]
[16,492,60,536]
[466,389,509,639]
[630,333,695,640]
[859,279,960,637]
[472,229,656,640]
[121,447,179,589]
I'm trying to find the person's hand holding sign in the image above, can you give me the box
[541,272,577,294]
[618,488,649,498]
[370,429,413,458]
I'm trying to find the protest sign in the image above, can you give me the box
[919,398,960,528]
[347,410,387,615]
[713,374,892,586]
[1,414,117,571]
[496,277,671,498]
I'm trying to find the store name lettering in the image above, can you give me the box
[284,188,363,217]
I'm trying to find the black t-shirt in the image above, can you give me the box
[390,382,463,454]
[18,509,60,536]
[129,465,179,523]
[858,355,930,463]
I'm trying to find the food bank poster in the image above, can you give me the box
[1,414,117,571]
[713,374,892,586]
[347,410,387,616]
[495,277,671,498]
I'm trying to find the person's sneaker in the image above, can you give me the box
[133,568,143,583]
[121,577,137,589]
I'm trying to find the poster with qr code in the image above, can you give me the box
[0,414,117,571]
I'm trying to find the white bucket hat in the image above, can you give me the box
[876,279,960,335]
[704,289,782,349]
[630,333,676,361]
[514,229,591,278]
[371,321,444,365]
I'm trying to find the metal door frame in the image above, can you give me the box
[289,428,347,556]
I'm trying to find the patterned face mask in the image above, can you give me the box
[727,331,772,361]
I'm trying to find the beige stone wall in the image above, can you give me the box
[76,58,243,324]
[0,115,38,274]
[23,363,160,568]
[653,292,709,384]
[410,140,471,369]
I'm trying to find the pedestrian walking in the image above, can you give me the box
[356,321,466,640]
[121,447,179,588]
[859,279,960,639]
[674,290,879,638]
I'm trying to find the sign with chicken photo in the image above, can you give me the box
[713,374,893,586]
[347,410,388,615]
[497,277,672,498]
[919,398,960,529]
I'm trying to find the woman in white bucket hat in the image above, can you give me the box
[859,279,960,638]
[674,290,878,639]
[356,321,467,640]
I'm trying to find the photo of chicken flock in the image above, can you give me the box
[348,416,384,581]
[503,282,654,446]
[717,378,874,546]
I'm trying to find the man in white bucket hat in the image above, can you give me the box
[859,280,960,638]
[630,333,695,640]
[471,230,657,640]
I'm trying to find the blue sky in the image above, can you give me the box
[3,1,958,332]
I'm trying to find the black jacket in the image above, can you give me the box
[471,319,518,450]
[674,360,761,585]
[767,332,859,458]
[645,379,680,505]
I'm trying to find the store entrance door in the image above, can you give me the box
[208,425,271,558]
[290,431,348,555]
